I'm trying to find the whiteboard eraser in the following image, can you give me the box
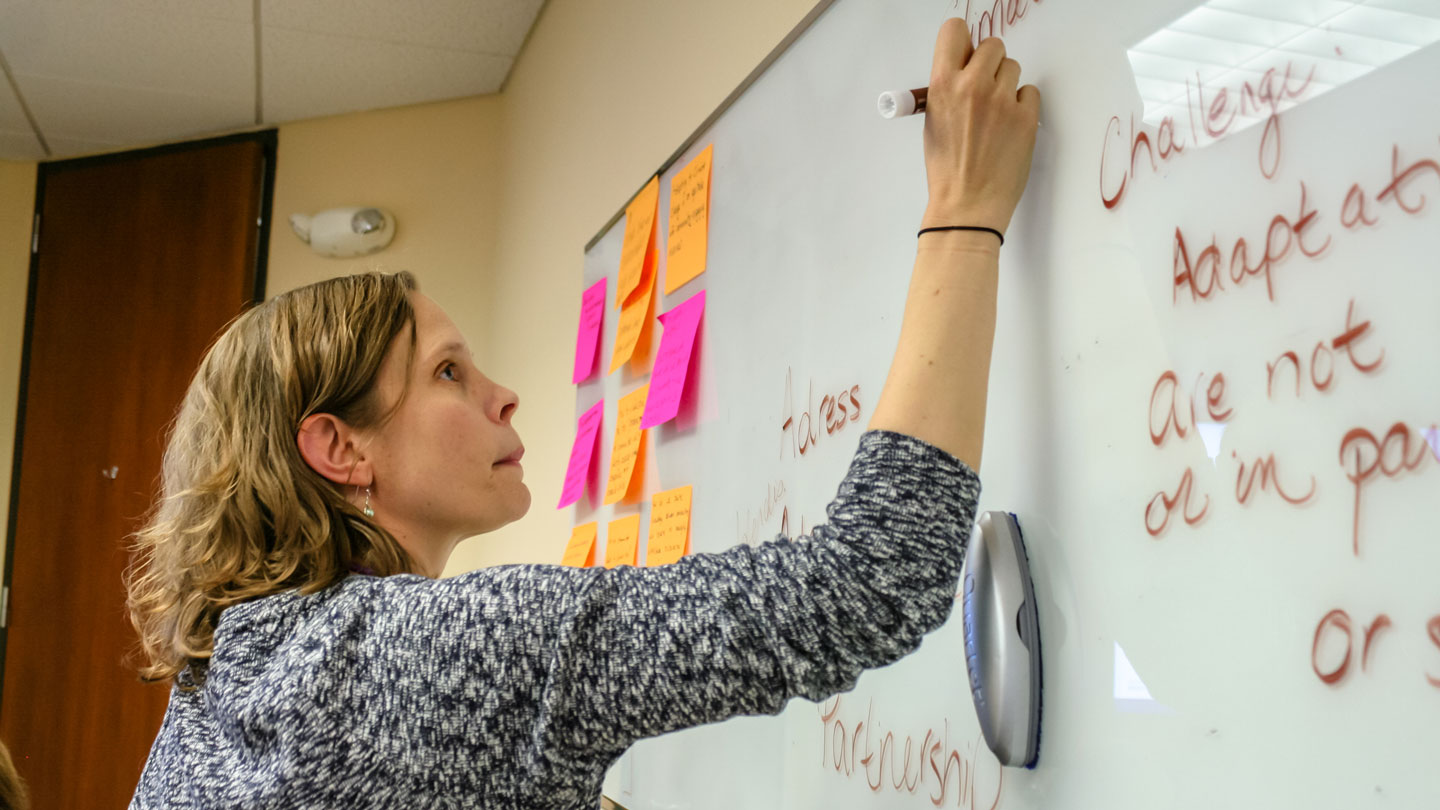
[962,510,1043,769]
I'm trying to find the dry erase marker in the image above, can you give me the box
[879,86,1042,126]
[878,88,928,118]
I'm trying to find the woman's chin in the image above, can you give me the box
[511,484,533,520]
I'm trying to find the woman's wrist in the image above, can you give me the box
[920,202,1009,236]
[915,230,1003,261]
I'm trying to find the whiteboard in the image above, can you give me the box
[573,1,1440,807]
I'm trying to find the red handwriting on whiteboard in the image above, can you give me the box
[1311,609,1440,688]
[1338,421,1433,557]
[779,506,812,541]
[1172,182,1331,306]
[1145,368,1223,537]
[780,368,862,460]
[1231,452,1316,506]
[965,0,1044,44]
[1429,617,1440,688]
[1144,467,1210,537]
[1340,141,1440,231]
[1172,139,1439,309]
[1266,300,1385,398]
[1099,62,1316,208]
[819,695,1002,809]
[1376,142,1440,215]
[1148,369,1232,447]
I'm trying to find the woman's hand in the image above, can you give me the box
[920,19,1041,238]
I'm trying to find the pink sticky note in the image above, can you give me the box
[572,279,607,383]
[640,290,705,429]
[557,400,605,508]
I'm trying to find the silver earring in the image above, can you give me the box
[363,487,375,518]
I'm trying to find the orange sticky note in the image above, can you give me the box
[561,522,597,567]
[646,485,693,566]
[604,384,649,505]
[605,514,641,569]
[627,247,658,376]
[617,176,660,308]
[665,145,712,295]
[609,263,655,374]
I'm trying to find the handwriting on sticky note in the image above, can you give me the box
[561,522,597,567]
[666,145,712,295]
[609,269,655,374]
[646,485,692,566]
[640,290,705,429]
[557,400,604,509]
[605,384,649,505]
[572,278,607,384]
[617,176,660,308]
[605,514,641,568]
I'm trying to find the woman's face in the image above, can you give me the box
[360,292,530,549]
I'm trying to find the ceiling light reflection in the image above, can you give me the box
[1127,0,1440,147]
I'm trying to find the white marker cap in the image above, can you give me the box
[877,89,917,119]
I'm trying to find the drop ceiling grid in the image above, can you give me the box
[0,3,256,99]
[260,26,513,123]
[0,0,544,160]
[1131,0,1440,121]
[0,0,256,157]
[260,0,544,56]
[0,37,40,159]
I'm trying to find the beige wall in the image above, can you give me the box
[472,0,816,569]
[265,95,504,375]
[0,160,36,587]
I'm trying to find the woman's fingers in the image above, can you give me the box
[966,37,1007,82]
[997,58,1022,96]
[920,21,1040,235]
[930,17,973,81]
[1018,84,1041,117]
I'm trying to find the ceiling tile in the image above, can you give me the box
[260,0,543,55]
[0,70,31,133]
[0,0,254,23]
[0,129,45,161]
[0,0,253,100]
[1366,0,1440,19]
[17,73,252,145]
[1169,6,1311,47]
[1201,0,1359,27]
[262,26,510,122]
[1332,4,1440,45]
[1280,25,1418,66]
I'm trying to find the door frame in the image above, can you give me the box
[0,129,277,704]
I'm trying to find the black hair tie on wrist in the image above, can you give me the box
[917,225,1004,245]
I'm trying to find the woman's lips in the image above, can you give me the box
[496,447,525,465]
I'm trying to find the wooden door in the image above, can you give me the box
[0,134,273,809]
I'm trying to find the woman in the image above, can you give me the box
[127,20,1038,808]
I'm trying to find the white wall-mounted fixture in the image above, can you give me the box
[289,207,397,258]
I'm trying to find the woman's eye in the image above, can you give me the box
[440,363,459,382]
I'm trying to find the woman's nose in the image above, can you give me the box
[494,385,519,423]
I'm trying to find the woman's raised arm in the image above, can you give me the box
[867,20,1041,470]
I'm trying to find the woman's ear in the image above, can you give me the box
[297,413,373,487]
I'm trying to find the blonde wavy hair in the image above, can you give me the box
[127,271,420,687]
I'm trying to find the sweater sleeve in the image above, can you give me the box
[531,429,979,763]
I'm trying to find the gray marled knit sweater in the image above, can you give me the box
[130,430,979,809]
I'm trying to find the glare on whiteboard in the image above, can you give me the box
[1196,421,1227,465]
[1127,0,1440,137]
[1114,642,1174,714]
